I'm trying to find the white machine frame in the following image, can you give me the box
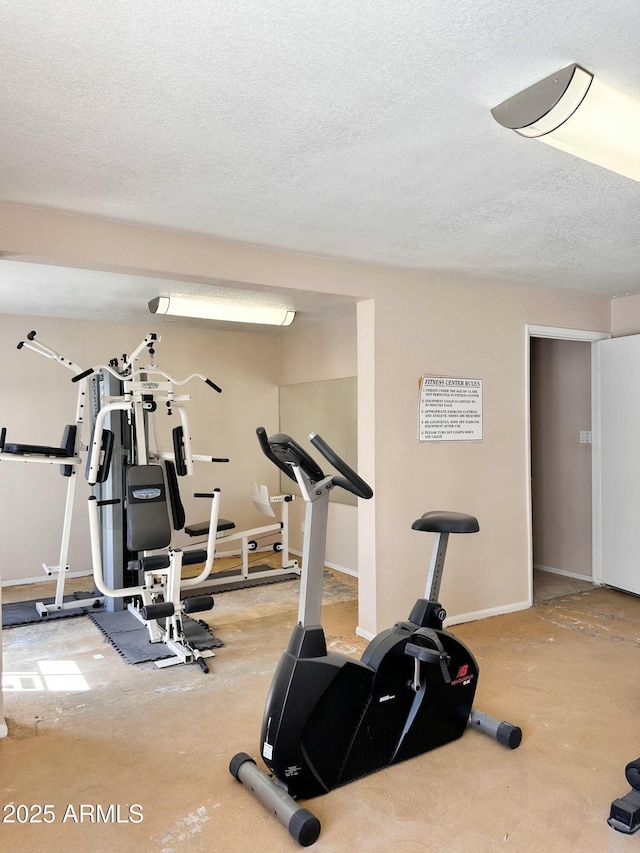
[0,332,101,617]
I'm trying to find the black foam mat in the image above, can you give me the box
[88,608,223,665]
[2,591,102,628]
[2,565,295,629]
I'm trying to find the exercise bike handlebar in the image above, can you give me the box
[256,427,373,500]
[256,427,299,483]
[309,432,373,500]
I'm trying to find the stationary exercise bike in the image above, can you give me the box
[230,428,522,846]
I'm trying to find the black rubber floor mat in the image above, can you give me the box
[2,591,102,628]
[88,608,223,665]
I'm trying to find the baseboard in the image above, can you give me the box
[356,626,375,641]
[534,563,592,583]
[290,549,357,578]
[359,599,530,635]
[444,599,531,627]
[2,568,93,588]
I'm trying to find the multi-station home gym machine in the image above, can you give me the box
[80,333,298,669]
[82,331,227,670]
[2,331,299,670]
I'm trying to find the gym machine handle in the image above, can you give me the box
[309,432,373,500]
[205,378,222,393]
[16,331,38,347]
[71,367,95,383]
[95,498,120,508]
[256,426,298,483]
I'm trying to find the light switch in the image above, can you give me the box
[579,430,592,444]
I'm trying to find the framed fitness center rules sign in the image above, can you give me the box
[418,376,483,442]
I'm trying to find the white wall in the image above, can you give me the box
[611,295,640,336]
[0,313,281,583]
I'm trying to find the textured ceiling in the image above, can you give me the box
[0,0,639,323]
[0,260,356,331]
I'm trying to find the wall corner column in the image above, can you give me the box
[356,298,377,637]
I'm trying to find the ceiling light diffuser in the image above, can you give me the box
[149,296,295,326]
[491,64,640,182]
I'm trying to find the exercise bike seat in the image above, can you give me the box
[411,511,479,534]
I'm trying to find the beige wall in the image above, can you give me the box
[278,315,358,571]
[0,312,281,583]
[530,339,592,577]
[0,203,612,639]
[611,295,640,336]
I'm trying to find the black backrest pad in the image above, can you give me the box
[61,424,77,455]
[60,424,78,478]
[173,426,187,476]
[164,460,186,531]
[126,465,172,552]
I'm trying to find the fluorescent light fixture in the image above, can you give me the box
[149,296,295,326]
[491,64,640,182]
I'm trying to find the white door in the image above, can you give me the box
[599,335,640,595]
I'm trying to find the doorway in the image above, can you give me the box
[526,326,610,605]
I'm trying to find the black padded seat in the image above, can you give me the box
[184,518,235,537]
[3,442,69,457]
[1,424,76,458]
[411,511,479,534]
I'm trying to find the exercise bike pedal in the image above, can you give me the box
[608,790,640,834]
[608,758,640,834]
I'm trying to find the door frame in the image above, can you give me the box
[525,325,610,605]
